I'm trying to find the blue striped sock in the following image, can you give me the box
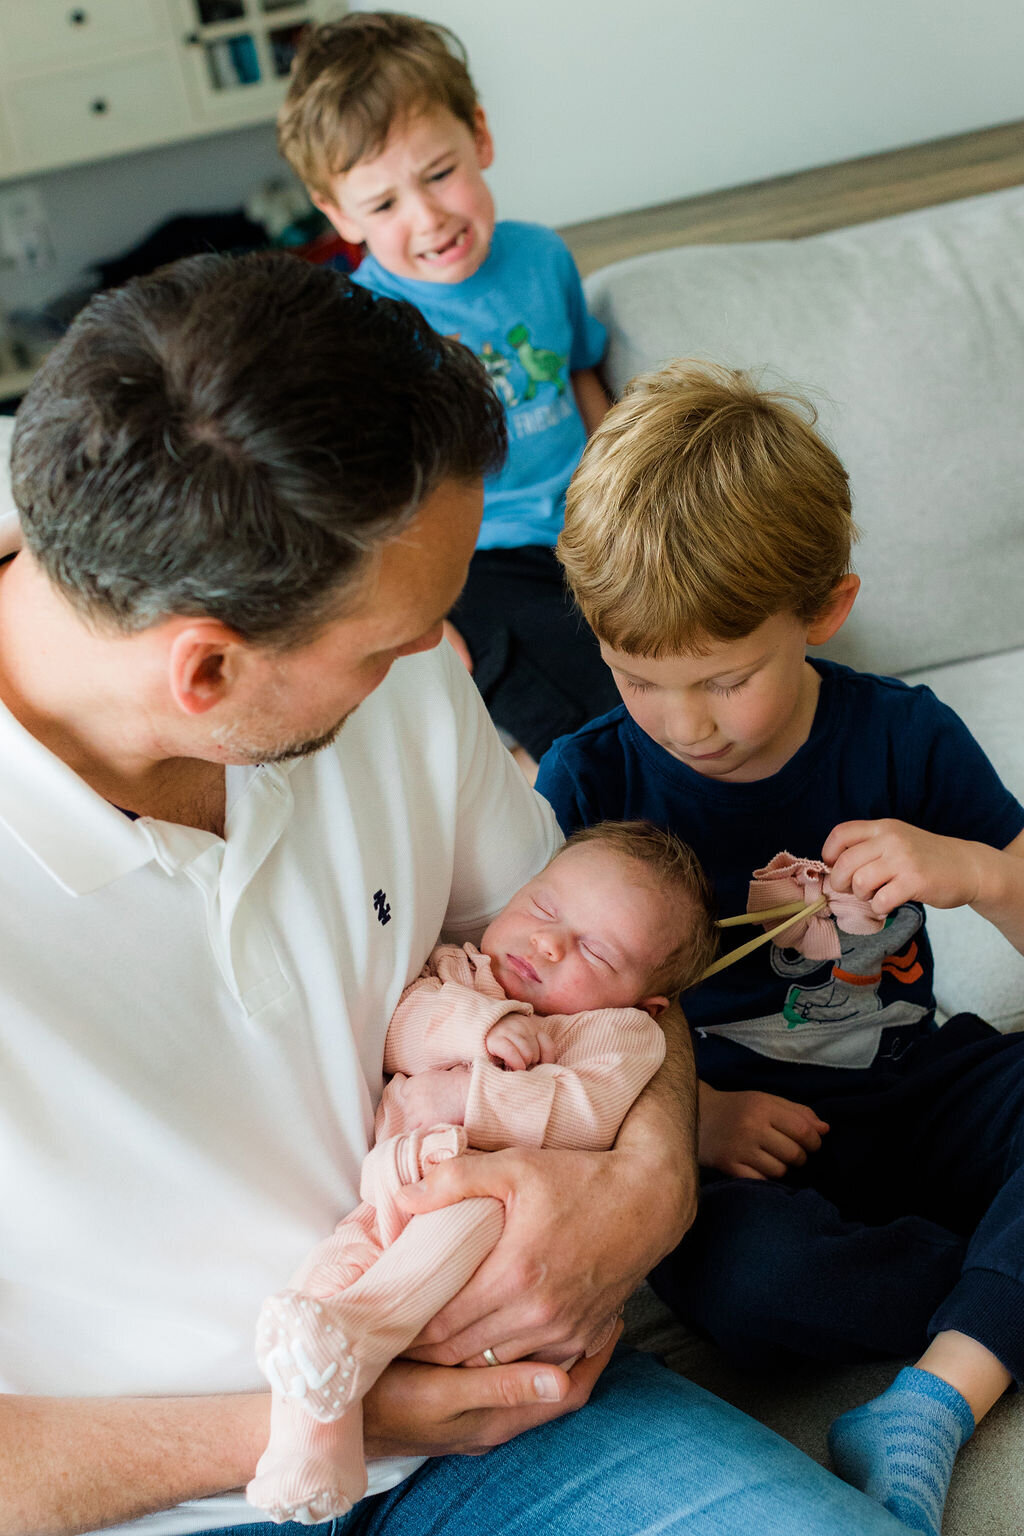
[828,1367,975,1536]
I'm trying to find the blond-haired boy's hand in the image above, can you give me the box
[698,1081,829,1181]
[825,818,1024,954]
[486,1016,558,1071]
[824,818,985,912]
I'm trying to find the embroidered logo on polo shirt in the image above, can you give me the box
[373,889,392,926]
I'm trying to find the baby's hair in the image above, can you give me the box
[556,821,718,996]
[279,12,479,200]
[559,360,858,658]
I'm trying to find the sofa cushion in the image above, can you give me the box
[585,186,1024,680]
[902,648,1024,1029]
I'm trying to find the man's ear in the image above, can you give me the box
[472,105,495,170]
[805,574,860,646]
[311,190,365,248]
[167,621,247,716]
[639,994,670,1020]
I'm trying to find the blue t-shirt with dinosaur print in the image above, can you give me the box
[536,659,1024,1098]
[352,221,606,551]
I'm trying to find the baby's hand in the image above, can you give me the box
[485,1016,557,1072]
[698,1083,829,1180]
[823,819,980,914]
[390,1066,471,1129]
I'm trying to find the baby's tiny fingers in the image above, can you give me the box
[488,1035,523,1070]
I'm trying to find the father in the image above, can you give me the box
[0,253,901,1536]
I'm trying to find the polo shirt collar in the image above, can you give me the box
[0,692,163,896]
[0,511,166,893]
[0,506,300,896]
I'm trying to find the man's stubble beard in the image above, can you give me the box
[210,710,352,767]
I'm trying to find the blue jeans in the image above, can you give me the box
[198,1348,902,1535]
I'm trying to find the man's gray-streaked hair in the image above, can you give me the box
[11,250,506,647]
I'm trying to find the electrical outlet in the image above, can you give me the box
[0,184,55,273]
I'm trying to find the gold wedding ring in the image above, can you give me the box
[482,1347,501,1367]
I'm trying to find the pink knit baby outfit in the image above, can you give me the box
[247,943,666,1524]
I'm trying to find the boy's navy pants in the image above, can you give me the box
[651,1014,1024,1381]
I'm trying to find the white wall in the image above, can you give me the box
[439,0,1024,228]
[3,0,1024,313]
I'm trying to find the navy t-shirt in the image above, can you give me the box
[536,659,1024,1095]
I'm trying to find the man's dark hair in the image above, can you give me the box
[10,251,506,645]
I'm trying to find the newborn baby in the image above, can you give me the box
[248,820,716,1524]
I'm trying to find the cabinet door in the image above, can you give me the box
[0,0,165,73]
[6,52,190,174]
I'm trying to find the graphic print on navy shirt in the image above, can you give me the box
[536,659,1024,1089]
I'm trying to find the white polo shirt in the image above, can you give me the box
[0,621,559,1535]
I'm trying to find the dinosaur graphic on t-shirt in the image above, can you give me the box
[506,323,568,399]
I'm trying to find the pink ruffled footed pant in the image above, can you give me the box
[247,1125,504,1525]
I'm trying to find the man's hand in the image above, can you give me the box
[395,1143,686,1367]
[698,1081,828,1180]
[394,1011,697,1369]
[823,818,981,914]
[485,1017,557,1071]
[363,1323,620,1459]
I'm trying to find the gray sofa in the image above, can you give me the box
[585,184,1024,1532]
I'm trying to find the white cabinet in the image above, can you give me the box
[6,51,190,172]
[0,0,344,180]
[0,1,166,72]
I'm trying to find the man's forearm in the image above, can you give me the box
[0,1391,269,1536]
[613,1006,699,1246]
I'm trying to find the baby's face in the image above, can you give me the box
[315,104,496,285]
[481,843,672,1017]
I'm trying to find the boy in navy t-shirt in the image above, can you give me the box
[536,360,1024,1536]
[278,12,618,776]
